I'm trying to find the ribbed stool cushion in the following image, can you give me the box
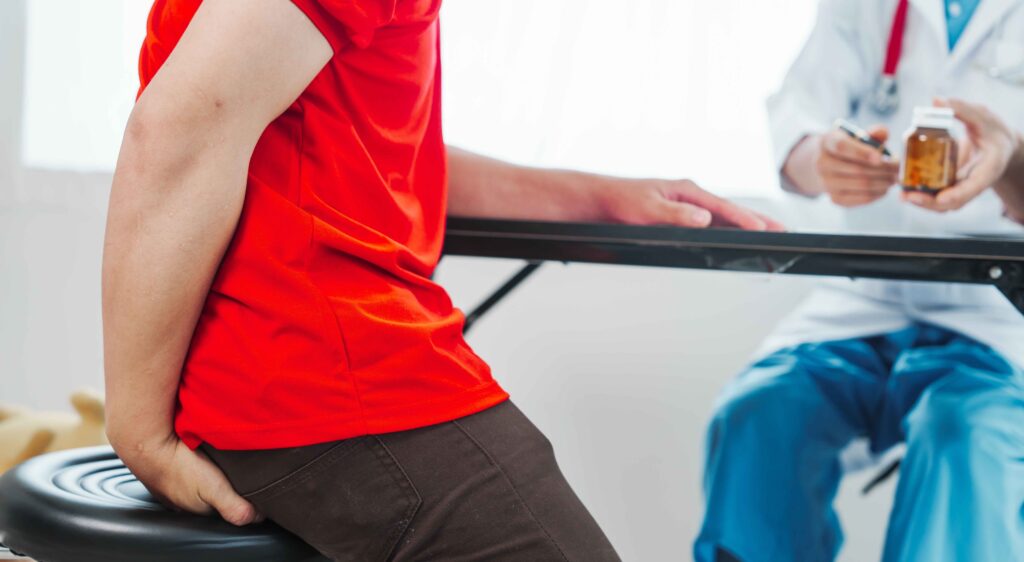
[0,447,327,562]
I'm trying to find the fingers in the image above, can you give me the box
[653,199,713,228]
[651,181,786,231]
[116,437,263,526]
[940,98,1014,151]
[902,189,970,212]
[753,211,787,232]
[657,181,788,231]
[829,191,888,208]
[819,159,896,199]
[902,190,940,210]
[818,156,899,182]
[903,169,992,213]
[958,150,983,180]
[617,180,783,231]
[815,138,897,207]
[193,452,261,526]
[944,99,987,141]
[821,174,895,194]
[821,129,888,165]
[198,476,261,526]
[817,132,897,205]
[670,184,769,231]
[903,175,982,212]
[865,124,890,144]
[957,138,977,170]
[939,97,988,129]
[707,202,769,231]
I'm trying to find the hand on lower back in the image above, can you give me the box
[114,435,261,526]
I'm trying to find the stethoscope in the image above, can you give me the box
[872,0,1024,114]
[870,0,910,115]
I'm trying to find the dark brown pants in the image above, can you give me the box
[203,401,620,562]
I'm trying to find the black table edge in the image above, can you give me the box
[442,218,1024,327]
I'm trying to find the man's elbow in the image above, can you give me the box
[121,103,158,151]
[115,102,190,189]
[113,97,249,200]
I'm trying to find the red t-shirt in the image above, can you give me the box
[138,0,508,450]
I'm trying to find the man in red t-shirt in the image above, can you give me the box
[102,1,782,560]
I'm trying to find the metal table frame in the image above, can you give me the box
[443,218,1024,332]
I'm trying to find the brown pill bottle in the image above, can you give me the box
[900,106,958,193]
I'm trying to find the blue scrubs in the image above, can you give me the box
[695,323,1024,562]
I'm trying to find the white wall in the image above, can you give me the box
[0,0,25,192]
[0,171,109,408]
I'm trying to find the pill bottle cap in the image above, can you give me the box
[911,106,956,131]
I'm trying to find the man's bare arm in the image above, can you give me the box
[103,0,331,523]
[446,147,783,231]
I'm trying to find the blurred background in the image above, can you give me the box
[0,1,890,560]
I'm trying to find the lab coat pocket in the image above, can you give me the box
[973,39,1024,86]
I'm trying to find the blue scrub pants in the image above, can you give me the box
[695,323,1024,562]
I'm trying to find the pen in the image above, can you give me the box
[834,119,892,158]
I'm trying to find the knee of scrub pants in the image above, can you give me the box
[707,352,867,463]
[698,355,863,562]
[889,366,1024,562]
[903,364,1024,462]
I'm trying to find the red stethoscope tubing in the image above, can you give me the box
[872,0,910,113]
[884,0,910,78]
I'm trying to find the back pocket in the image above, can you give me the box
[243,437,421,562]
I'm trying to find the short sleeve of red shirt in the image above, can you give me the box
[289,0,396,50]
[138,0,508,450]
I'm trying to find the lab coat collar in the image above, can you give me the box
[949,0,1024,67]
[908,0,948,45]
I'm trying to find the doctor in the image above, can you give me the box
[696,1,1024,561]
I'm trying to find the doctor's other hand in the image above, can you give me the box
[599,178,785,231]
[903,98,1021,213]
[783,126,899,207]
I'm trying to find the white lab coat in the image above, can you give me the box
[761,0,1024,368]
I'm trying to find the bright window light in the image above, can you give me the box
[440,0,818,197]
[19,0,818,196]
[21,0,149,172]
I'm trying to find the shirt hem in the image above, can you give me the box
[181,381,510,450]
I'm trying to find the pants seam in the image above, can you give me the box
[372,436,423,562]
[451,418,570,562]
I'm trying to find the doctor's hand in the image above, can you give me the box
[784,126,899,207]
[903,98,1020,213]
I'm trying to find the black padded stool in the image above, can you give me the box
[0,447,328,562]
